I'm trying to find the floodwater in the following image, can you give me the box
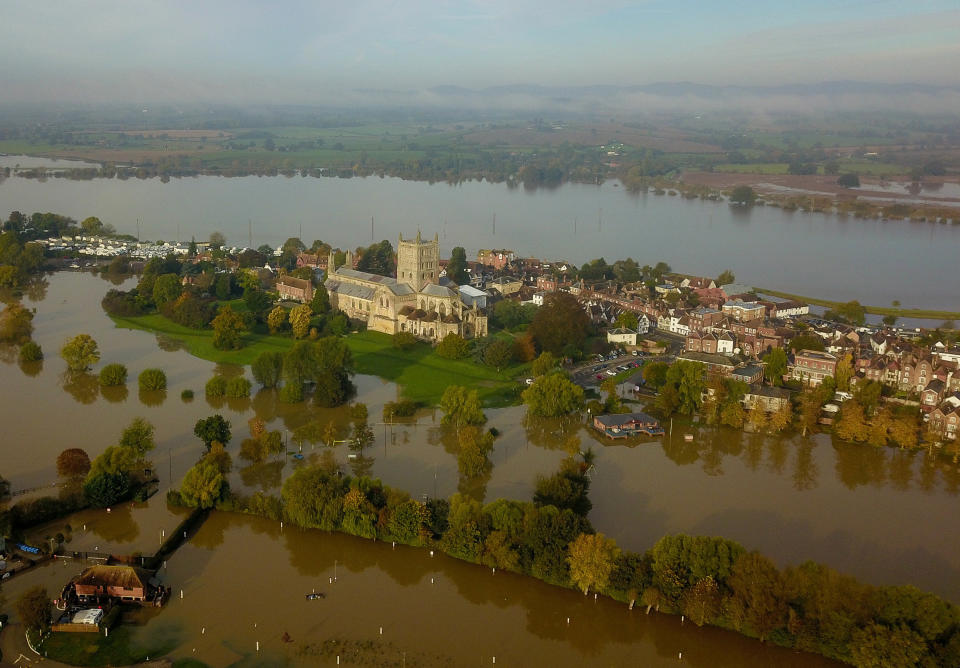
[3,514,840,667]
[1,173,959,309]
[2,272,960,615]
[0,154,101,169]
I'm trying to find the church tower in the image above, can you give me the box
[397,230,439,292]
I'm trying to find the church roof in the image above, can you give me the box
[334,268,398,285]
[421,283,458,298]
[327,280,376,301]
[386,283,415,296]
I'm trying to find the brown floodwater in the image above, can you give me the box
[3,512,840,667]
[1,272,958,656]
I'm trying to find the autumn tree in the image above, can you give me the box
[180,458,228,509]
[684,576,721,626]
[289,303,313,339]
[457,426,494,478]
[56,448,91,479]
[119,417,156,457]
[567,532,620,595]
[726,551,787,642]
[267,305,288,333]
[60,334,100,371]
[251,351,284,388]
[212,305,246,350]
[531,351,558,377]
[835,399,869,443]
[482,337,514,371]
[763,348,787,386]
[16,586,51,632]
[0,301,34,344]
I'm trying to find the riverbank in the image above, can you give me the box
[756,288,960,322]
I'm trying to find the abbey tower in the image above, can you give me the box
[396,230,439,292]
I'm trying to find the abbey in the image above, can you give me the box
[325,231,488,342]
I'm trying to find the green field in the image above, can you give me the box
[39,625,180,666]
[714,163,791,174]
[110,313,525,407]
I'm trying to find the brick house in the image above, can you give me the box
[921,379,946,411]
[677,350,737,376]
[593,412,664,438]
[792,350,838,386]
[731,364,764,385]
[477,249,515,270]
[688,306,723,332]
[722,299,766,322]
[743,384,791,412]
[277,276,313,303]
[73,565,150,603]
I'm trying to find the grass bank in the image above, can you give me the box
[757,288,960,321]
[111,314,524,407]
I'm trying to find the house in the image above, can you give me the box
[921,379,946,411]
[676,350,737,376]
[276,276,313,303]
[743,385,791,412]
[722,299,765,322]
[488,276,523,296]
[636,313,651,335]
[771,299,809,318]
[792,350,838,386]
[680,276,716,290]
[477,249,515,270]
[731,364,764,385]
[72,565,151,603]
[607,327,637,346]
[928,405,959,440]
[593,412,664,439]
[532,291,547,306]
[688,306,723,332]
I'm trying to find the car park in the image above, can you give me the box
[606,369,617,376]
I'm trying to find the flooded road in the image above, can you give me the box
[1,268,958,652]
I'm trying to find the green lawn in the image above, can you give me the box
[39,626,179,666]
[111,313,524,407]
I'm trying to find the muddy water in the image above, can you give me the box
[2,512,839,667]
[2,272,959,622]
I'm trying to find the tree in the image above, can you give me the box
[310,283,331,315]
[56,448,91,479]
[522,373,585,417]
[16,586,51,632]
[119,417,156,457]
[763,348,787,386]
[289,303,313,339]
[531,351,558,377]
[662,361,705,416]
[393,331,417,350]
[440,385,486,426]
[138,368,167,391]
[684,576,721,626]
[436,332,470,360]
[882,314,898,327]
[835,353,854,391]
[482,337,514,371]
[212,305,245,350]
[267,305,288,333]
[195,414,231,450]
[614,311,638,330]
[205,375,227,398]
[180,458,228,509]
[729,186,756,205]
[716,269,736,286]
[83,471,131,507]
[60,334,100,371]
[849,622,927,668]
[835,400,869,443]
[99,363,128,387]
[0,301,34,343]
[789,333,825,352]
[311,336,355,407]
[727,551,787,642]
[567,532,620,595]
[152,273,182,308]
[837,173,861,188]
[529,292,591,355]
[534,456,593,516]
[457,426,494,477]
[251,351,284,388]
[643,361,670,390]
[209,231,226,249]
[446,246,469,285]
[888,415,918,449]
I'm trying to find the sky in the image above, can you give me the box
[1,0,959,105]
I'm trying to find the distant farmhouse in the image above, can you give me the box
[325,231,488,343]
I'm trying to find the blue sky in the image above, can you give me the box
[1,0,958,103]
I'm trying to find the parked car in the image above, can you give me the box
[596,374,605,380]
[525,378,534,385]
[606,369,617,376]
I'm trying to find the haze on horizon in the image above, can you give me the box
[2,0,960,112]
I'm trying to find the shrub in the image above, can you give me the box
[205,375,227,398]
[393,331,417,350]
[83,471,132,507]
[383,400,418,420]
[99,363,128,387]
[181,389,194,400]
[138,368,167,391]
[18,341,43,362]
[225,377,252,398]
[436,333,471,360]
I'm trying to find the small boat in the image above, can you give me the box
[305,592,325,600]
[291,453,304,460]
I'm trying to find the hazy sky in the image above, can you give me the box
[2,0,959,103]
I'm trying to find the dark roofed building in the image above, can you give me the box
[593,412,663,439]
[73,565,151,602]
[277,276,313,303]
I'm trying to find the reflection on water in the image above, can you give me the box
[61,370,100,404]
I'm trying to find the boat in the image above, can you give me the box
[305,591,325,600]
[683,433,694,442]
